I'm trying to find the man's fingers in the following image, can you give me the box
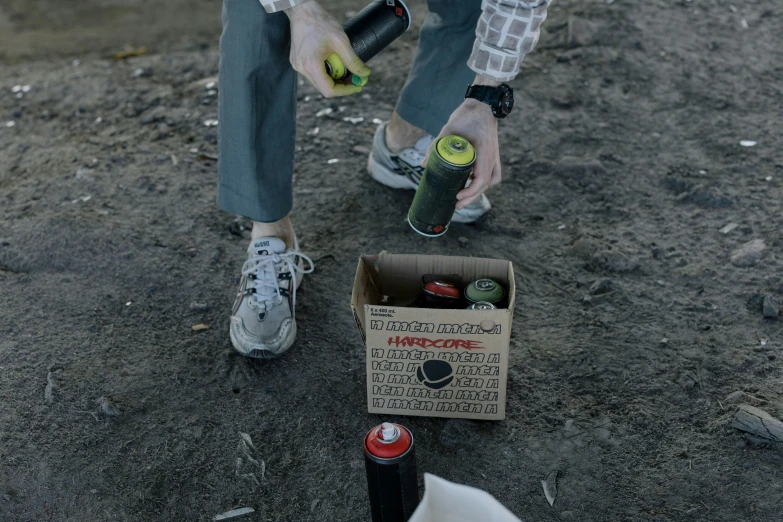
[489,160,502,186]
[456,175,487,207]
[331,83,363,97]
[457,153,493,201]
[456,193,481,210]
[307,65,361,98]
[331,36,371,77]
[307,67,337,98]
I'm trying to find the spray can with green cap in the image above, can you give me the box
[464,279,506,307]
[325,0,411,87]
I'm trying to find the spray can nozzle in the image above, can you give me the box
[378,422,400,443]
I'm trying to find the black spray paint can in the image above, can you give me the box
[325,0,412,85]
[364,422,419,521]
[408,135,476,237]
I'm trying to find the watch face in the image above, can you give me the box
[499,90,514,117]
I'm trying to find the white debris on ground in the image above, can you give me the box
[213,507,255,521]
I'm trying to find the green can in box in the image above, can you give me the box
[464,279,505,305]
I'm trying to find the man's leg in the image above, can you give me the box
[218,0,297,247]
[218,0,310,359]
[372,0,489,223]
[389,0,482,144]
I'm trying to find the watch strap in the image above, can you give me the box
[465,85,496,105]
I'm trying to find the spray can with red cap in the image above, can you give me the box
[364,422,420,521]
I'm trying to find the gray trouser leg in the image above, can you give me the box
[395,0,482,137]
[218,0,297,223]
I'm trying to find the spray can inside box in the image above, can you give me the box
[350,252,516,421]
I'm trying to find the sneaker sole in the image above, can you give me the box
[230,317,297,359]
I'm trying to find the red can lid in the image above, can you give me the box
[423,281,461,299]
[364,423,412,459]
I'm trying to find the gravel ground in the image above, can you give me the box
[1,0,782,520]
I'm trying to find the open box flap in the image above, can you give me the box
[350,255,381,343]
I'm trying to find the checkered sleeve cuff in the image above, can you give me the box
[259,0,314,14]
[469,0,552,82]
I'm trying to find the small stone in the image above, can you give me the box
[747,293,765,312]
[458,236,469,248]
[568,16,598,47]
[720,223,739,234]
[570,236,600,259]
[140,114,162,125]
[590,249,638,273]
[677,373,696,389]
[763,295,779,318]
[556,49,583,63]
[589,278,613,295]
[96,396,123,417]
[551,96,578,108]
[44,372,56,403]
[352,145,370,154]
[75,168,95,182]
[227,221,245,237]
[676,263,706,277]
[730,239,766,267]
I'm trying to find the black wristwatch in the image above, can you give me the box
[464,83,514,119]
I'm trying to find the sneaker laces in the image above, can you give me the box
[241,250,314,316]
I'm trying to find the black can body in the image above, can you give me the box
[346,0,411,64]
[364,429,419,521]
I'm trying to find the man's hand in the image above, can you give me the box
[286,2,370,98]
[422,77,501,210]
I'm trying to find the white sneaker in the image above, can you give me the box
[367,122,491,224]
[229,237,314,359]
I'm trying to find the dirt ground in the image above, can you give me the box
[1,0,782,520]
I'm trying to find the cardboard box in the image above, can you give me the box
[351,252,515,421]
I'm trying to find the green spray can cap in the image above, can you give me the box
[464,279,505,304]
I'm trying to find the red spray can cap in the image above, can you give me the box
[364,423,412,459]
[423,281,461,300]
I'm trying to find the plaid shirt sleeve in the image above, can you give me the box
[258,0,313,14]
[469,0,553,82]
